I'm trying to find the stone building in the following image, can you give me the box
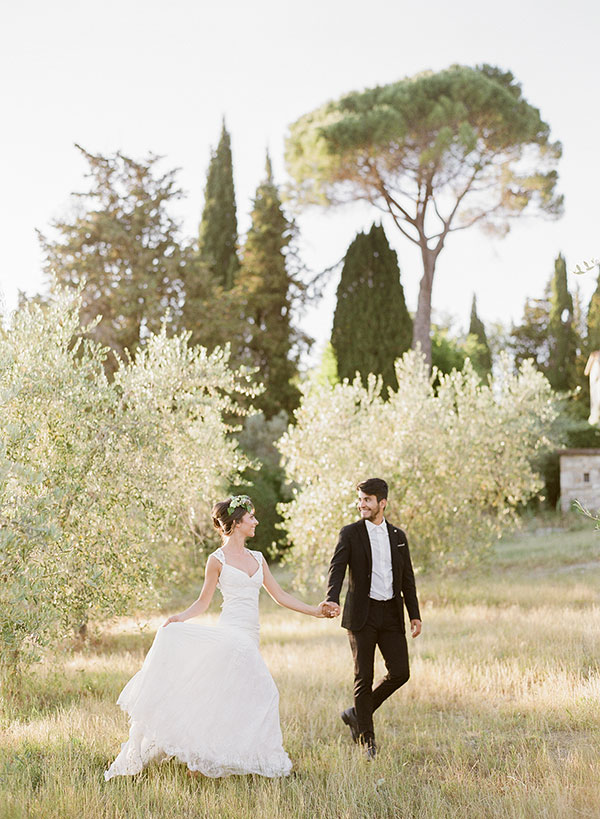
[559,448,600,513]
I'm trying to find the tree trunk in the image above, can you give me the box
[412,247,436,366]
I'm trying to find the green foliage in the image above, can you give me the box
[39,146,184,370]
[286,64,562,361]
[310,342,340,389]
[180,123,242,357]
[510,294,551,371]
[278,351,559,586]
[586,268,600,354]
[286,64,562,220]
[180,253,248,357]
[0,288,255,669]
[234,412,291,558]
[430,324,492,386]
[510,254,579,393]
[468,295,493,378]
[331,224,412,393]
[431,326,467,376]
[240,155,306,418]
[196,121,240,290]
[547,253,578,391]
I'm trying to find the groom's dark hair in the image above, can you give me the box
[356,478,388,502]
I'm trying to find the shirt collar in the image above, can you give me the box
[365,517,387,532]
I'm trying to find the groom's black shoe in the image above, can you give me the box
[362,737,377,761]
[341,707,359,743]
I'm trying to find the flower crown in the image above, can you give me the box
[227,495,253,516]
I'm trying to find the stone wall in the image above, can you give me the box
[559,450,600,513]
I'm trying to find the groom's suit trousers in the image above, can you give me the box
[348,598,409,741]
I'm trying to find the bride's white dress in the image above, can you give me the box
[104,548,292,780]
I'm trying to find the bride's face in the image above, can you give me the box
[236,511,258,538]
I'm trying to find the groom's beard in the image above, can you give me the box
[360,509,379,522]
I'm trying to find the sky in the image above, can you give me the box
[1,0,598,363]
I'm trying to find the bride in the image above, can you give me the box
[104,495,336,780]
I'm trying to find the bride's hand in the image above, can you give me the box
[162,614,185,628]
[316,601,340,619]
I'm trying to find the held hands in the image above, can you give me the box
[162,613,186,628]
[317,600,341,619]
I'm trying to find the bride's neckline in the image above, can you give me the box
[219,547,260,579]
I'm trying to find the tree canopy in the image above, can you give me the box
[286,64,563,363]
[39,146,183,368]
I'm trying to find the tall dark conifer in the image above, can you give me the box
[197,120,239,289]
[468,294,493,378]
[586,266,600,354]
[331,224,412,392]
[241,154,305,418]
[547,253,578,391]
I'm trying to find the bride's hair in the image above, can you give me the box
[211,497,254,540]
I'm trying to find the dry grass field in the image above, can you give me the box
[1,523,599,818]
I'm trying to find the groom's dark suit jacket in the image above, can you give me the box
[326,519,421,632]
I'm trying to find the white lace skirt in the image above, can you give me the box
[104,621,292,780]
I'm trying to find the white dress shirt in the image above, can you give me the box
[365,518,394,600]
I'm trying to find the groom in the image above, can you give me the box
[323,478,421,759]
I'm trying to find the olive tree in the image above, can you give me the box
[0,289,255,669]
[278,352,558,587]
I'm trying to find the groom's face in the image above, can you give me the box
[357,491,386,523]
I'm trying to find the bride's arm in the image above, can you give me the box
[262,560,335,618]
[162,555,221,627]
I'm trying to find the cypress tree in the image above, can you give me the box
[547,253,578,391]
[468,294,493,378]
[241,154,304,418]
[197,120,239,289]
[586,267,600,354]
[331,224,412,392]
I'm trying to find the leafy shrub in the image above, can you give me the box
[278,352,559,586]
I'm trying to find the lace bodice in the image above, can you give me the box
[211,547,264,644]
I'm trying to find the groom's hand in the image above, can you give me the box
[410,619,422,638]
[318,600,340,618]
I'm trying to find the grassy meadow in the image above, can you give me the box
[1,521,600,818]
